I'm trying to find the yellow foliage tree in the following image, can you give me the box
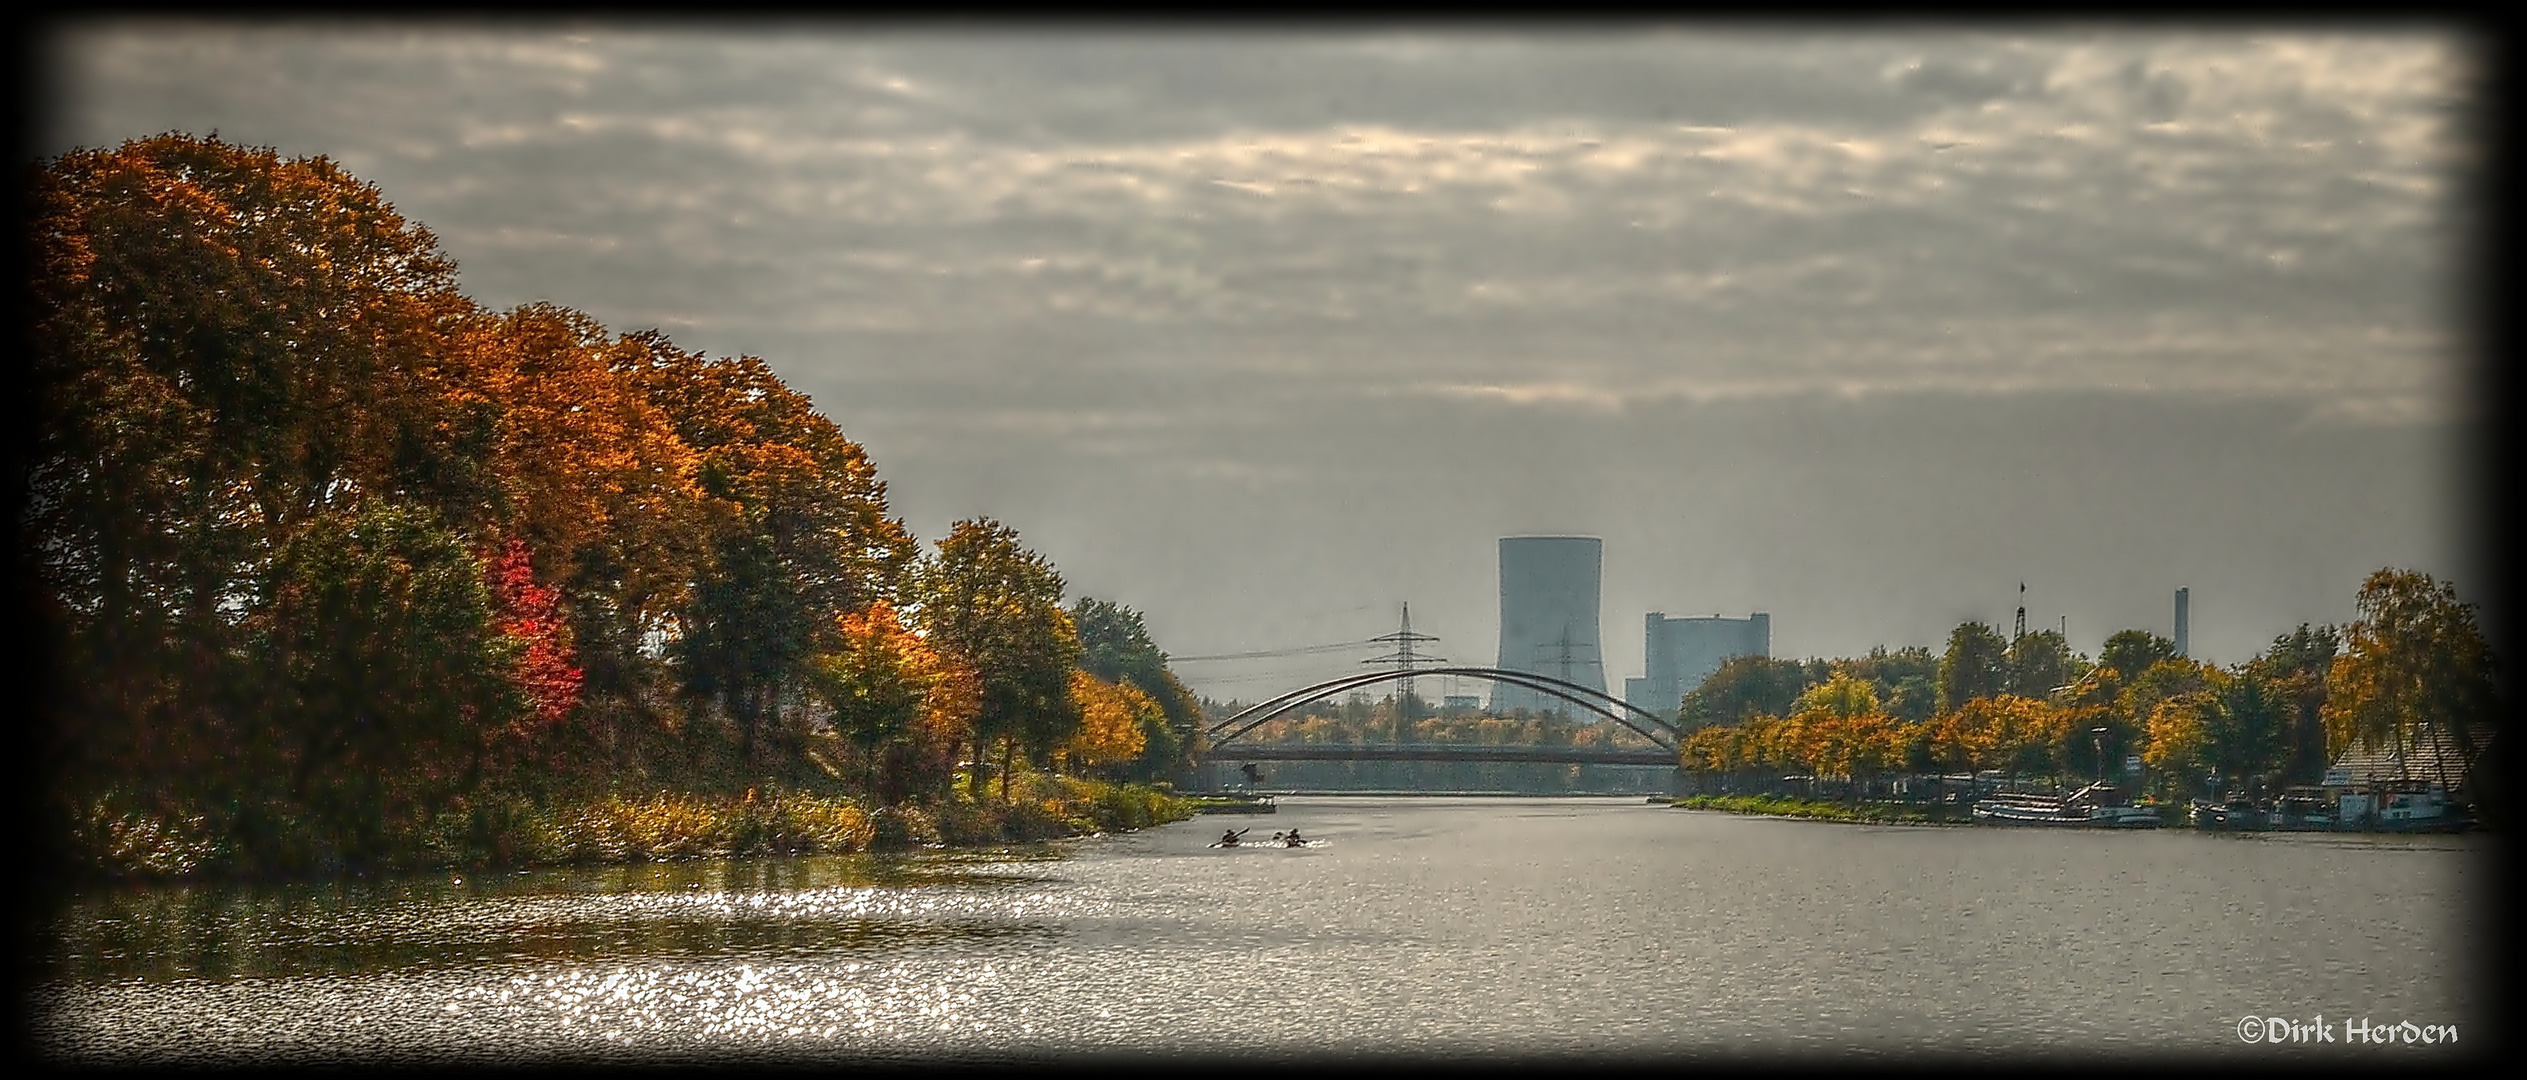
[1784,673,1903,799]
[2321,568,2502,773]
[1067,671,1155,774]
[2143,693,2211,796]
[1933,693,2059,780]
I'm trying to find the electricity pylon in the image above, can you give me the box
[1363,603,1444,741]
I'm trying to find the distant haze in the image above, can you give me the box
[37,21,2493,702]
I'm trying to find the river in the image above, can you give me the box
[28,796,2494,1064]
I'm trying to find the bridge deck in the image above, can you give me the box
[1206,743,1678,766]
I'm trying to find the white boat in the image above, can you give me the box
[1972,783,2161,828]
[1971,792,2086,825]
[2342,780,2472,833]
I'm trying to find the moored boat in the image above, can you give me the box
[1972,783,2160,828]
[2261,787,2337,831]
[2188,797,2265,830]
[2343,779,2472,833]
[1971,790,2086,825]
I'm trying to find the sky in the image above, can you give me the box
[33,19,2495,704]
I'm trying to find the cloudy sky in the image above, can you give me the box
[36,20,2492,702]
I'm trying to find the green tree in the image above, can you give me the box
[2206,671,2289,792]
[2099,630,2177,682]
[1071,597,1204,781]
[2243,623,2340,786]
[2144,667,2290,800]
[806,601,932,798]
[915,519,1082,800]
[1834,645,1940,724]
[244,499,522,871]
[2006,628,2072,700]
[1679,656,1826,730]
[1936,622,2010,713]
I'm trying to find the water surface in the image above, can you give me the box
[31,796,2493,1064]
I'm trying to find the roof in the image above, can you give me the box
[2329,722,2494,794]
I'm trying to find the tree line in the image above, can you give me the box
[1219,699,1669,794]
[1673,570,2502,815]
[25,134,1204,876]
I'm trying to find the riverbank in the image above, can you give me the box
[65,776,1199,885]
[1664,793,1958,825]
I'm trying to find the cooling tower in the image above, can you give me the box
[1494,536,1606,715]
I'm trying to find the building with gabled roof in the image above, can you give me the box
[2325,722,2496,804]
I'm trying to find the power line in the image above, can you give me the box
[1171,640,1374,663]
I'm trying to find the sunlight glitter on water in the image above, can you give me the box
[33,798,2495,1065]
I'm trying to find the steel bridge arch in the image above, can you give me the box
[1205,666,1678,753]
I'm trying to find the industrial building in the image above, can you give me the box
[1492,537,1606,716]
[1624,611,1770,718]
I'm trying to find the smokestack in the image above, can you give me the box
[2174,587,2190,659]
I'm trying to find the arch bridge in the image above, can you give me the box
[1200,666,1681,768]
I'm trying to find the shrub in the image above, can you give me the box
[869,805,943,850]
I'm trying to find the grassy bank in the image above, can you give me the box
[1668,793,1949,824]
[68,775,1200,884]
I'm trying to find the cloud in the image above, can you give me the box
[30,22,2494,689]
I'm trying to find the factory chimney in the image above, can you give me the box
[2174,587,2190,659]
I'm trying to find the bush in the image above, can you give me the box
[1672,793,1927,824]
[64,776,1195,881]
[927,800,1007,847]
[548,790,873,863]
[869,805,944,850]
[73,797,227,879]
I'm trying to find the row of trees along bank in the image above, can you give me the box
[1673,568,2503,821]
[1215,704,1668,794]
[27,134,1206,881]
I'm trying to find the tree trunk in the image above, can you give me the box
[999,737,1015,804]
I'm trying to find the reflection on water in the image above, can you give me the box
[31,798,2496,1065]
[44,849,1074,983]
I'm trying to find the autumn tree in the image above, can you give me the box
[2084,657,2213,784]
[26,134,483,855]
[624,337,917,779]
[806,600,977,803]
[1784,673,1902,801]
[480,537,586,783]
[1931,694,2060,782]
[2145,667,2288,800]
[1067,671,1157,777]
[2322,569,2501,790]
[438,308,712,775]
[914,519,1082,800]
